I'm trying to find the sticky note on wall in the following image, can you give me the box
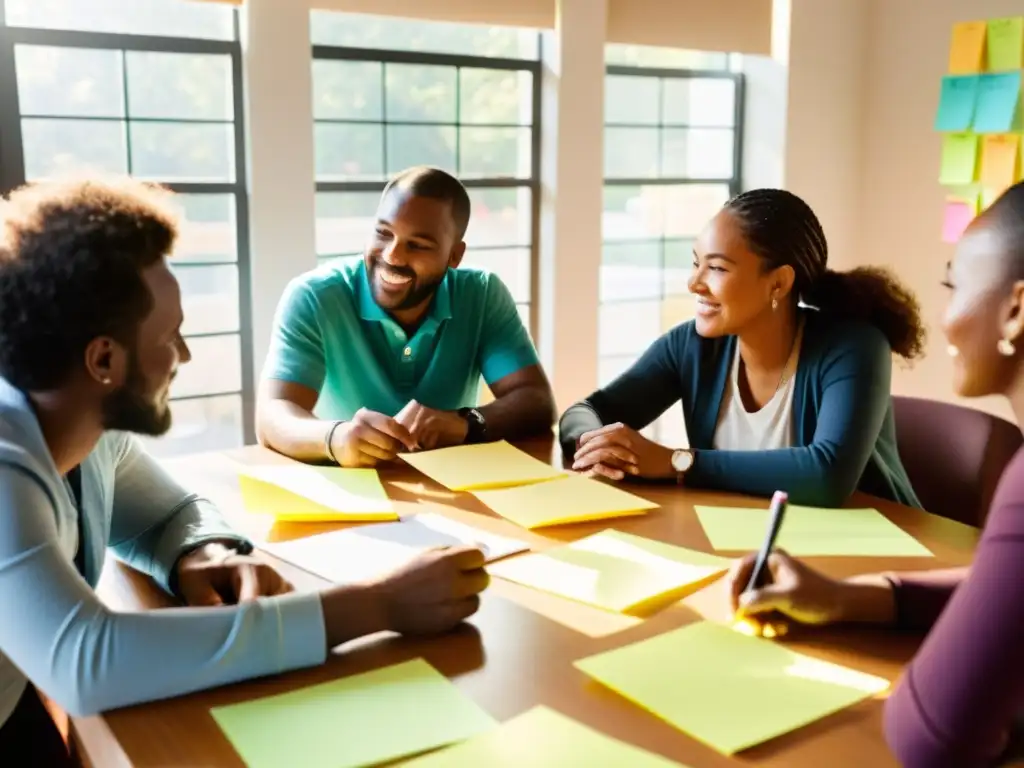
[980,134,1021,192]
[987,17,1024,71]
[973,72,1022,133]
[1019,134,1024,182]
[949,20,986,74]
[935,75,980,131]
[982,186,1003,211]
[942,200,975,243]
[947,186,981,214]
[939,133,979,184]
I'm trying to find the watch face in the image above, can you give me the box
[672,450,693,472]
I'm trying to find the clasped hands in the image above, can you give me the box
[330,402,469,468]
[176,542,293,607]
[570,422,675,481]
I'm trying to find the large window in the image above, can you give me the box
[310,13,541,339]
[0,0,253,457]
[600,57,743,443]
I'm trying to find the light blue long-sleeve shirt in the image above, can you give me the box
[0,376,327,724]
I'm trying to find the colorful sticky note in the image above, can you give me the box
[238,465,396,522]
[574,622,889,755]
[987,17,1024,71]
[489,530,730,613]
[399,440,566,491]
[949,20,986,74]
[402,706,688,767]
[472,474,658,529]
[980,134,1021,192]
[973,72,1021,133]
[982,185,1004,211]
[947,185,981,214]
[210,659,497,768]
[939,133,978,184]
[694,504,932,556]
[1020,133,1024,182]
[942,200,975,243]
[934,75,980,131]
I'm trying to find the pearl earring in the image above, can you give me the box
[100,377,112,385]
[946,344,960,358]
[998,338,1016,356]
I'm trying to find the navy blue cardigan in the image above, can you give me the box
[559,315,920,508]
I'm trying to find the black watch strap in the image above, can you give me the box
[458,407,487,444]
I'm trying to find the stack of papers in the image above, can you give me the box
[574,621,889,755]
[694,504,932,556]
[399,442,661,530]
[211,659,496,768]
[402,706,688,767]
[473,475,659,529]
[264,512,530,584]
[399,440,566,491]
[488,530,731,613]
[237,465,395,522]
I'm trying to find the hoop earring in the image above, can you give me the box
[998,338,1016,356]
[771,297,778,312]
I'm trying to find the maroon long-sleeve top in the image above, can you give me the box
[883,446,1024,767]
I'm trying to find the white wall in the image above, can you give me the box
[780,0,868,271]
[748,0,1016,419]
[858,0,1021,419]
[307,0,773,54]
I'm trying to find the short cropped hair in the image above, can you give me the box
[383,166,471,239]
[0,177,179,390]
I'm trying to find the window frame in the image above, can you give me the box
[600,62,744,440]
[0,6,256,446]
[311,42,543,339]
[600,62,745,314]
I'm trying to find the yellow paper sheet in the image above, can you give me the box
[211,659,496,768]
[574,621,889,755]
[489,530,731,613]
[402,706,687,767]
[472,474,658,529]
[949,20,986,74]
[238,465,396,522]
[694,504,932,557]
[399,440,566,491]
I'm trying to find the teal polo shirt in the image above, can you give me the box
[263,258,539,419]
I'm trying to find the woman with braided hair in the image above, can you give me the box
[559,188,925,507]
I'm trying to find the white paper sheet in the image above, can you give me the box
[263,512,530,584]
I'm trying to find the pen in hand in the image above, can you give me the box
[743,490,789,595]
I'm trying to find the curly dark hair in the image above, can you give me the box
[0,177,179,391]
[724,188,926,360]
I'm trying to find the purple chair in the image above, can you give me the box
[893,396,1022,527]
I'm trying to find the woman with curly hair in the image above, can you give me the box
[559,188,925,507]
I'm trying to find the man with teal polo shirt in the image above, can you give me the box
[256,166,556,467]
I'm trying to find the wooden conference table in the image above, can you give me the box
[74,436,980,767]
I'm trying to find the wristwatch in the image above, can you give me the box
[670,449,694,483]
[457,407,488,444]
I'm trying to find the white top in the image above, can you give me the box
[713,340,800,452]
